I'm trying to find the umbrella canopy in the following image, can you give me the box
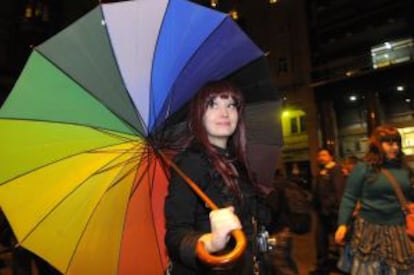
[0,0,274,274]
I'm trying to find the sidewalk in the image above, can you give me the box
[292,211,342,275]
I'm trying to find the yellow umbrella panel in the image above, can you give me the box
[0,121,150,273]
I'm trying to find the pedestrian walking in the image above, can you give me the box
[335,125,414,274]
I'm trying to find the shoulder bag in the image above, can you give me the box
[381,168,414,237]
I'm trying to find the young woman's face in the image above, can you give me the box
[381,140,400,160]
[203,95,238,148]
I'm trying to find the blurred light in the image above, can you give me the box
[282,110,290,117]
[405,98,411,103]
[384,42,392,49]
[211,0,218,7]
[24,4,33,19]
[345,71,353,77]
[349,95,357,102]
[269,0,278,4]
[397,85,405,91]
[35,3,42,17]
[229,9,239,20]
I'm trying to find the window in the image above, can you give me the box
[281,110,307,136]
[371,38,414,69]
[290,117,298,134]
[299,115,306,132]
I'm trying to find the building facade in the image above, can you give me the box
[207,0,414,175]
[309,0,414,165]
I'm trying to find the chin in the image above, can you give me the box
[213,129,235,136]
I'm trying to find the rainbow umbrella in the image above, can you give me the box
[0,0,267,274]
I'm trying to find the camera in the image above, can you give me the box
[256,227,277,253]
[257,227,293,253]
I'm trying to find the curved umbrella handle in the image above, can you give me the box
[196,228,247,265]
[158,151,247,265]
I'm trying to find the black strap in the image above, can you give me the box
[381,168,409,214]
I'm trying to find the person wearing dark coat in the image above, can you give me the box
[164,81,270,275]
[310,148,345,274]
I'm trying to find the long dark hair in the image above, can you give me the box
[187,80,254,198]
[365,125,407,170]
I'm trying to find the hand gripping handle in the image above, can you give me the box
[159,151,247,265]
[196,228,247,265]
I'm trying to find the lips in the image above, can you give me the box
[216,121,231,126]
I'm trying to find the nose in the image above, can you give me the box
[391,142,399,149]
[219,106,229,117]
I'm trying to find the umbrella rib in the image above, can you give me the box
[113,146,166,270]
[65,163,142,274]
[94,127,139,142]
[151,16,229,129]
[126,144,155,197]
[98,4,149,135]
[93,149,147,176]
[148,0,174,133]
[147,152,170,267]
[32,48,140,135]
[2,117,143,141]
[17,146,139,250]
[0,136,138,187]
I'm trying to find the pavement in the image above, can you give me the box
[292,211,343,275]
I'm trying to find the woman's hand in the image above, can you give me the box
[334,225,348,245]
[199,207,242,253]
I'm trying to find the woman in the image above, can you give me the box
[335,125,414,274]
[164,81,269,274]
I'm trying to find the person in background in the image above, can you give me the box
[164,81,270,275]
[289,163,310,191]
[335,125,414,274]
[310,148,345,274]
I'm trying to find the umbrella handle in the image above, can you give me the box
[158,151,248,265]
[196,229,247,265]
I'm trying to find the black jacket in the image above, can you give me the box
[164,143,268,274]
[313,163,345,217]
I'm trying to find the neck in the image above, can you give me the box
[208,137,227,149]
